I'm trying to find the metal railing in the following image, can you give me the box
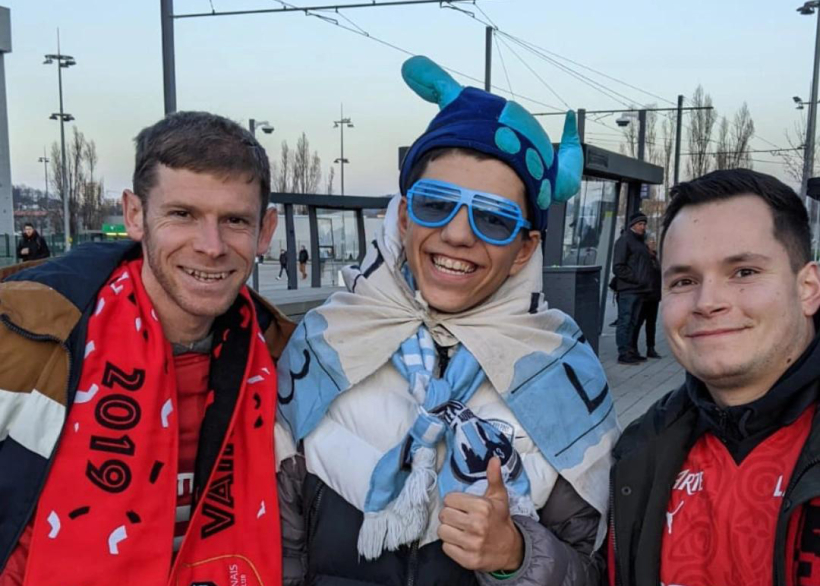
[267,192,392,291]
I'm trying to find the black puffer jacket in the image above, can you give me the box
[611,230,652,294]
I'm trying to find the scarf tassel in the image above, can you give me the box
[357,447,438,559]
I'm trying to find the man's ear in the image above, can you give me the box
[798,261,820,319]
[122,190,145,242]
[507,230,542,277]
[257,207,278,256]
[398,196,410,241]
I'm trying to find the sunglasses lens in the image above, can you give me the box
[473,209,519,242]
[411,193,458,224]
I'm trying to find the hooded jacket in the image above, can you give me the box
[609,314,820,586]
[0,241,295,573]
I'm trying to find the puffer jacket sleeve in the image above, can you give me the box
[476,477,604,586]
[278,454,308,586]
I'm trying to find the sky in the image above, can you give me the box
[2,0,816,199]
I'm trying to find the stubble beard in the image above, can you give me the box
[142,222,237,320]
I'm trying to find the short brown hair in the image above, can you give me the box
[132,111,271,219]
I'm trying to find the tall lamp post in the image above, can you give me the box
[44,34,75,253]
[38,149,49,199]
[334,106,354,259]
[798,1,820,204]
[248,118,274,291]
[333,105,354,195]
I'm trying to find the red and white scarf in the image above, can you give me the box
[24,259,282,586]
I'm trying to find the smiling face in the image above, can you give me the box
[123,165,277,344]
[398,152,540,314]
[662,195,820,405]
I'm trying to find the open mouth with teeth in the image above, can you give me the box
[431,254,477,275]
[182,267,232,282]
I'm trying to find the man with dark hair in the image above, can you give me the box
[608,168,820,586]
[612,211,653,364]
[0,111,293,585]
[276,56,617,586]
[16,222,50,262]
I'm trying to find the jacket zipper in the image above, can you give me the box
[406,540,419,586]
[609,481,620,586]
[306,482,326,549]
[0,315,73,568]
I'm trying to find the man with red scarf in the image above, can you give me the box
[0,111,294,586]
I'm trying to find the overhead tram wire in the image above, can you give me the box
[446,3,675,108]
[258,0,565,113]
[452,4,788,158]
[493,29,516,100]
[495,35,572,109]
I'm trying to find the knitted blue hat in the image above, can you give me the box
[399,56,584,232]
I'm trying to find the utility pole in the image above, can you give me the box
[161,0,176,115]
[674,94,683,185]
[485,26,493,92]
[799,1,820,202]
[44,30,76,253]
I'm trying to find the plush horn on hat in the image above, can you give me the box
[552,111,584,203]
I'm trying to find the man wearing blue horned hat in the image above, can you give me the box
[275,56,619,585]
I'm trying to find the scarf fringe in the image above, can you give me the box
[357,447,437,559]
[509,492,539,520]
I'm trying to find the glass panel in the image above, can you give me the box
[561,178,618,269]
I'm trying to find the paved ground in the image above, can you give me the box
[599,295,686,425]
[256,261,686,427]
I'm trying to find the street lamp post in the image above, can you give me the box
[248,118,274,291]
[44,33,76,253]
[333,105,354,196]
[334,106,354,260]
[798,1,820,203]
[38,149,49,199]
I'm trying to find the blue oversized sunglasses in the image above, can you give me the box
[406,179,531,246]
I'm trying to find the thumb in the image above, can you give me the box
[483,457,508,503]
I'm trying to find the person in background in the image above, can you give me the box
[16,222,50,262]
[299,244,309,280]
[612,212,653,364]
[279,248,288,280]
[634,234,662,359]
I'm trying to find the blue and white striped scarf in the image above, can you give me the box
[277,194,620,557]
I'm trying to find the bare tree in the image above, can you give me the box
[273,141,292,193]
[291,132,322,194]
[782,114,817,186]
[686,85,717,179]
[620,104,658,163]
[49,128,107,236]
[712,104,755,171]
[327,166,336,195]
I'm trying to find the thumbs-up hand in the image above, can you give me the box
[437,457,524,573]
